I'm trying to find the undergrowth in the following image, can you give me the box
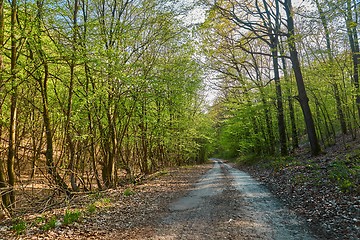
[235,150,359,194]
[329,157,360,193]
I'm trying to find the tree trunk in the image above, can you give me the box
[280,39,299,150]
[41,64,71,196]
[0,0,10,209]
[283,0,321,156]
[260,91,275,154]
[85,65,102,190]
[7,0,18,208]
[66,0,80,192]
[272,46,288,155]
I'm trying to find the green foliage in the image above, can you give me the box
[63,210,81,225]
[123,188,135,197]
[86,204,97,214]
[34,216,46,225]
[101,198,111,204]
[90,192,103,200]
[0,0,212,199]
[236,154,266,166]
[12,219,27,235]
[41,216,58,231]
[329,160,359,192]
[92,197,112,208]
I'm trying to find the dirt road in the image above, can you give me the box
[152,159,318,240]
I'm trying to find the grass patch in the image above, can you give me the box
[93,197,112,208]
[63,210,81,225]
[41,216,58,231]
[34,216,46,225]
[86,203,97,214]
[12,219,27,235]
[329,160,359,192]
[89,191,104,200]
[123,188,135,196]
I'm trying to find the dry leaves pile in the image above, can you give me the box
[0,165,212,240]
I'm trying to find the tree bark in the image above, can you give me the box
[0,0,10,209]
[41,63,71,196]
[7,0,18,208]
[66,0,80,192]
[264,0,287,155]
[280,40,299,150]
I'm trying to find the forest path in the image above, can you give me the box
[152,159,317,240]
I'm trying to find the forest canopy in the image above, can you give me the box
[200,0,360,159]
[0,0,213,211]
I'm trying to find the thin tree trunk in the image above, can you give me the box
[7,0,18,208]
[41,63,71,196]
[260,91,275,154]
[85,65,102,190]
[272,47,288,155]
[0,0,9,209]
[35,0,71,195]
[260,0,287,155]
[67,0,80,192]
[280,39,299,150]
[80,0,102,190]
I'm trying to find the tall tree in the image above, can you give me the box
[282,0,321,155]
[35,0,71,195]
[0,0,8,209]
[7,0,18,208]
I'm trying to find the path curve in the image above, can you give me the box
[152,159,318,239]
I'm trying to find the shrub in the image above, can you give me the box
[63,210,81,225]
[86,203,97,214]
[41,216,57,231]
[12,219,27,235]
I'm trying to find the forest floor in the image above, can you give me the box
[0,136,359,239]
[0,164,213,239]
[239,134,360,240]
